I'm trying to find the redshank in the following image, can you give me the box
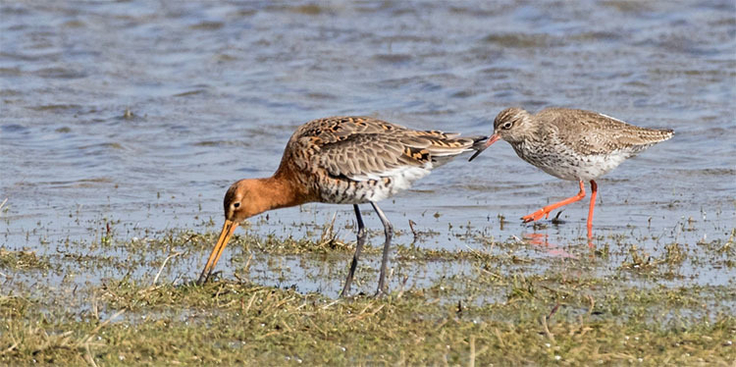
[469,107,673,241]
[198,116,487,296]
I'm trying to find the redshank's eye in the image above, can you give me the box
[233,202,240,208]
[502,122,513,130]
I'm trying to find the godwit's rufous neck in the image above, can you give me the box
[224,173,306,223]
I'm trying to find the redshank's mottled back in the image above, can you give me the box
[198,116,487,296]
[470,107,673,241]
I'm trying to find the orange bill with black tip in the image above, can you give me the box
[468,133,500,162]
[197,219,239,285]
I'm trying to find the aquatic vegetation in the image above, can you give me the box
[1,228,734,365]
[0,248,53,271]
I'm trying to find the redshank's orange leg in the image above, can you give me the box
[522,180,586,223]
[586,180,598,246]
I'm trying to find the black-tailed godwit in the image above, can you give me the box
[198,116,487,296]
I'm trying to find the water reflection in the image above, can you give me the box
[522,232,577,259]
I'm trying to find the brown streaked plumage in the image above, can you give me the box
[198,116,487,296]
[470,107,673,243]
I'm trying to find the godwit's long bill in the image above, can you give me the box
[470,107,673,243]
[198,116,487,296]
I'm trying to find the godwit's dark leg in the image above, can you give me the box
[587,180,598,244]
[340,204,367,297]
[522,180,586,223]
[371,201,393,297]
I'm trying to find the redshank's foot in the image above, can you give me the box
[522,209,551,223]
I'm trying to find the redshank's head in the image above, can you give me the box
[492,107,532,144]
[469,107,531,162]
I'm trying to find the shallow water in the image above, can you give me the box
[1,1,735,293]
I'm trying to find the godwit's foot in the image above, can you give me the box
[373,289,387,299]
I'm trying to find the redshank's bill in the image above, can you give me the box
[469,107,673,241]
[198,116,487,296]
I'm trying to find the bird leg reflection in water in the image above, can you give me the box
[523,232,576,259]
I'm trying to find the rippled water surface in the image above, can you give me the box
[2,1,735,293]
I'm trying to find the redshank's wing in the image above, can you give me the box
[540,108,674,156]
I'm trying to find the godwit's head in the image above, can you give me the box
[197,179,268,285]
[223,179,259,224]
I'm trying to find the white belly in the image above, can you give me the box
[515,142,633,181]
[320,165,432,204]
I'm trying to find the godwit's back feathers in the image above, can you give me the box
[280,116,486,203]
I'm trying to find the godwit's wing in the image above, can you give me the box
[285,116,485,203]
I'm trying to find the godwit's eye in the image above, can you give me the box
[233,202,240,208]
[502,122,513,130]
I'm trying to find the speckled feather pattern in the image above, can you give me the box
[494,107,673,181]
[275,116,486,204]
